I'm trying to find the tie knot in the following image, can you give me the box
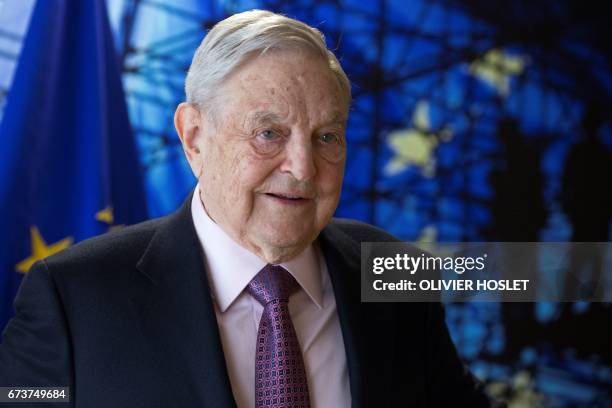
[247,265,298,306]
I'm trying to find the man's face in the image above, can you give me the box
[181,50,348,263]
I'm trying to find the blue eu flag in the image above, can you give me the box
[0,0,148,331]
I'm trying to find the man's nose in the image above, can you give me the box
[280,135,316,181]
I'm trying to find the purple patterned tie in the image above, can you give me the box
[247,264,311,408]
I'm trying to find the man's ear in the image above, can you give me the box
[174,102,204,176]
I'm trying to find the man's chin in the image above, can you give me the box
[252,231,313,263]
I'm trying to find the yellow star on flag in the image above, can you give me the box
[96,206,125,231]
[95,206,114,225]
[16,226,73,273]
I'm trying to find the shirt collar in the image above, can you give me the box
[190,185,324,312]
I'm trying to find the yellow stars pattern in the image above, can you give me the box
[95,206,114,224]
[469,48,528,96]
[97,206,123,232]
[385,100,453,177]
[416,225,438,244]
[16,205,121,273]
[385,49,527,178]
[15,227,73,273]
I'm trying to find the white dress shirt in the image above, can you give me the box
[190,186,351,408]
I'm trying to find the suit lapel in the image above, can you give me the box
[129,195,236,407]
[319,224,364,407]
[319,222,396,408]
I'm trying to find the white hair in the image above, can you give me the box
[184,10,351,115]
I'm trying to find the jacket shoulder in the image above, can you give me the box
[41,216,166,275]
[320,218,403,268]
[327,218,401,244]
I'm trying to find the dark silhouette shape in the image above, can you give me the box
[561,106,612,300]
[487,117,548,242]
[484,116,548,362]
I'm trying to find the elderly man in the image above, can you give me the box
[0,10,493,408]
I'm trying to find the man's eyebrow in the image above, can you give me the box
[246,111,284,124]
[322,111,348,125]
[245,110,347,126]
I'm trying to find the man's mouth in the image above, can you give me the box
[264,192,311,203]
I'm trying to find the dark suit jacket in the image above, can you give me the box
[0,195,493,407]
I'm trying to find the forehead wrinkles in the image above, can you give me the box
[272,76,340,126]
[227,55,344,127]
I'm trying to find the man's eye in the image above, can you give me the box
[257,130,279,140]
[319,133,339,144]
